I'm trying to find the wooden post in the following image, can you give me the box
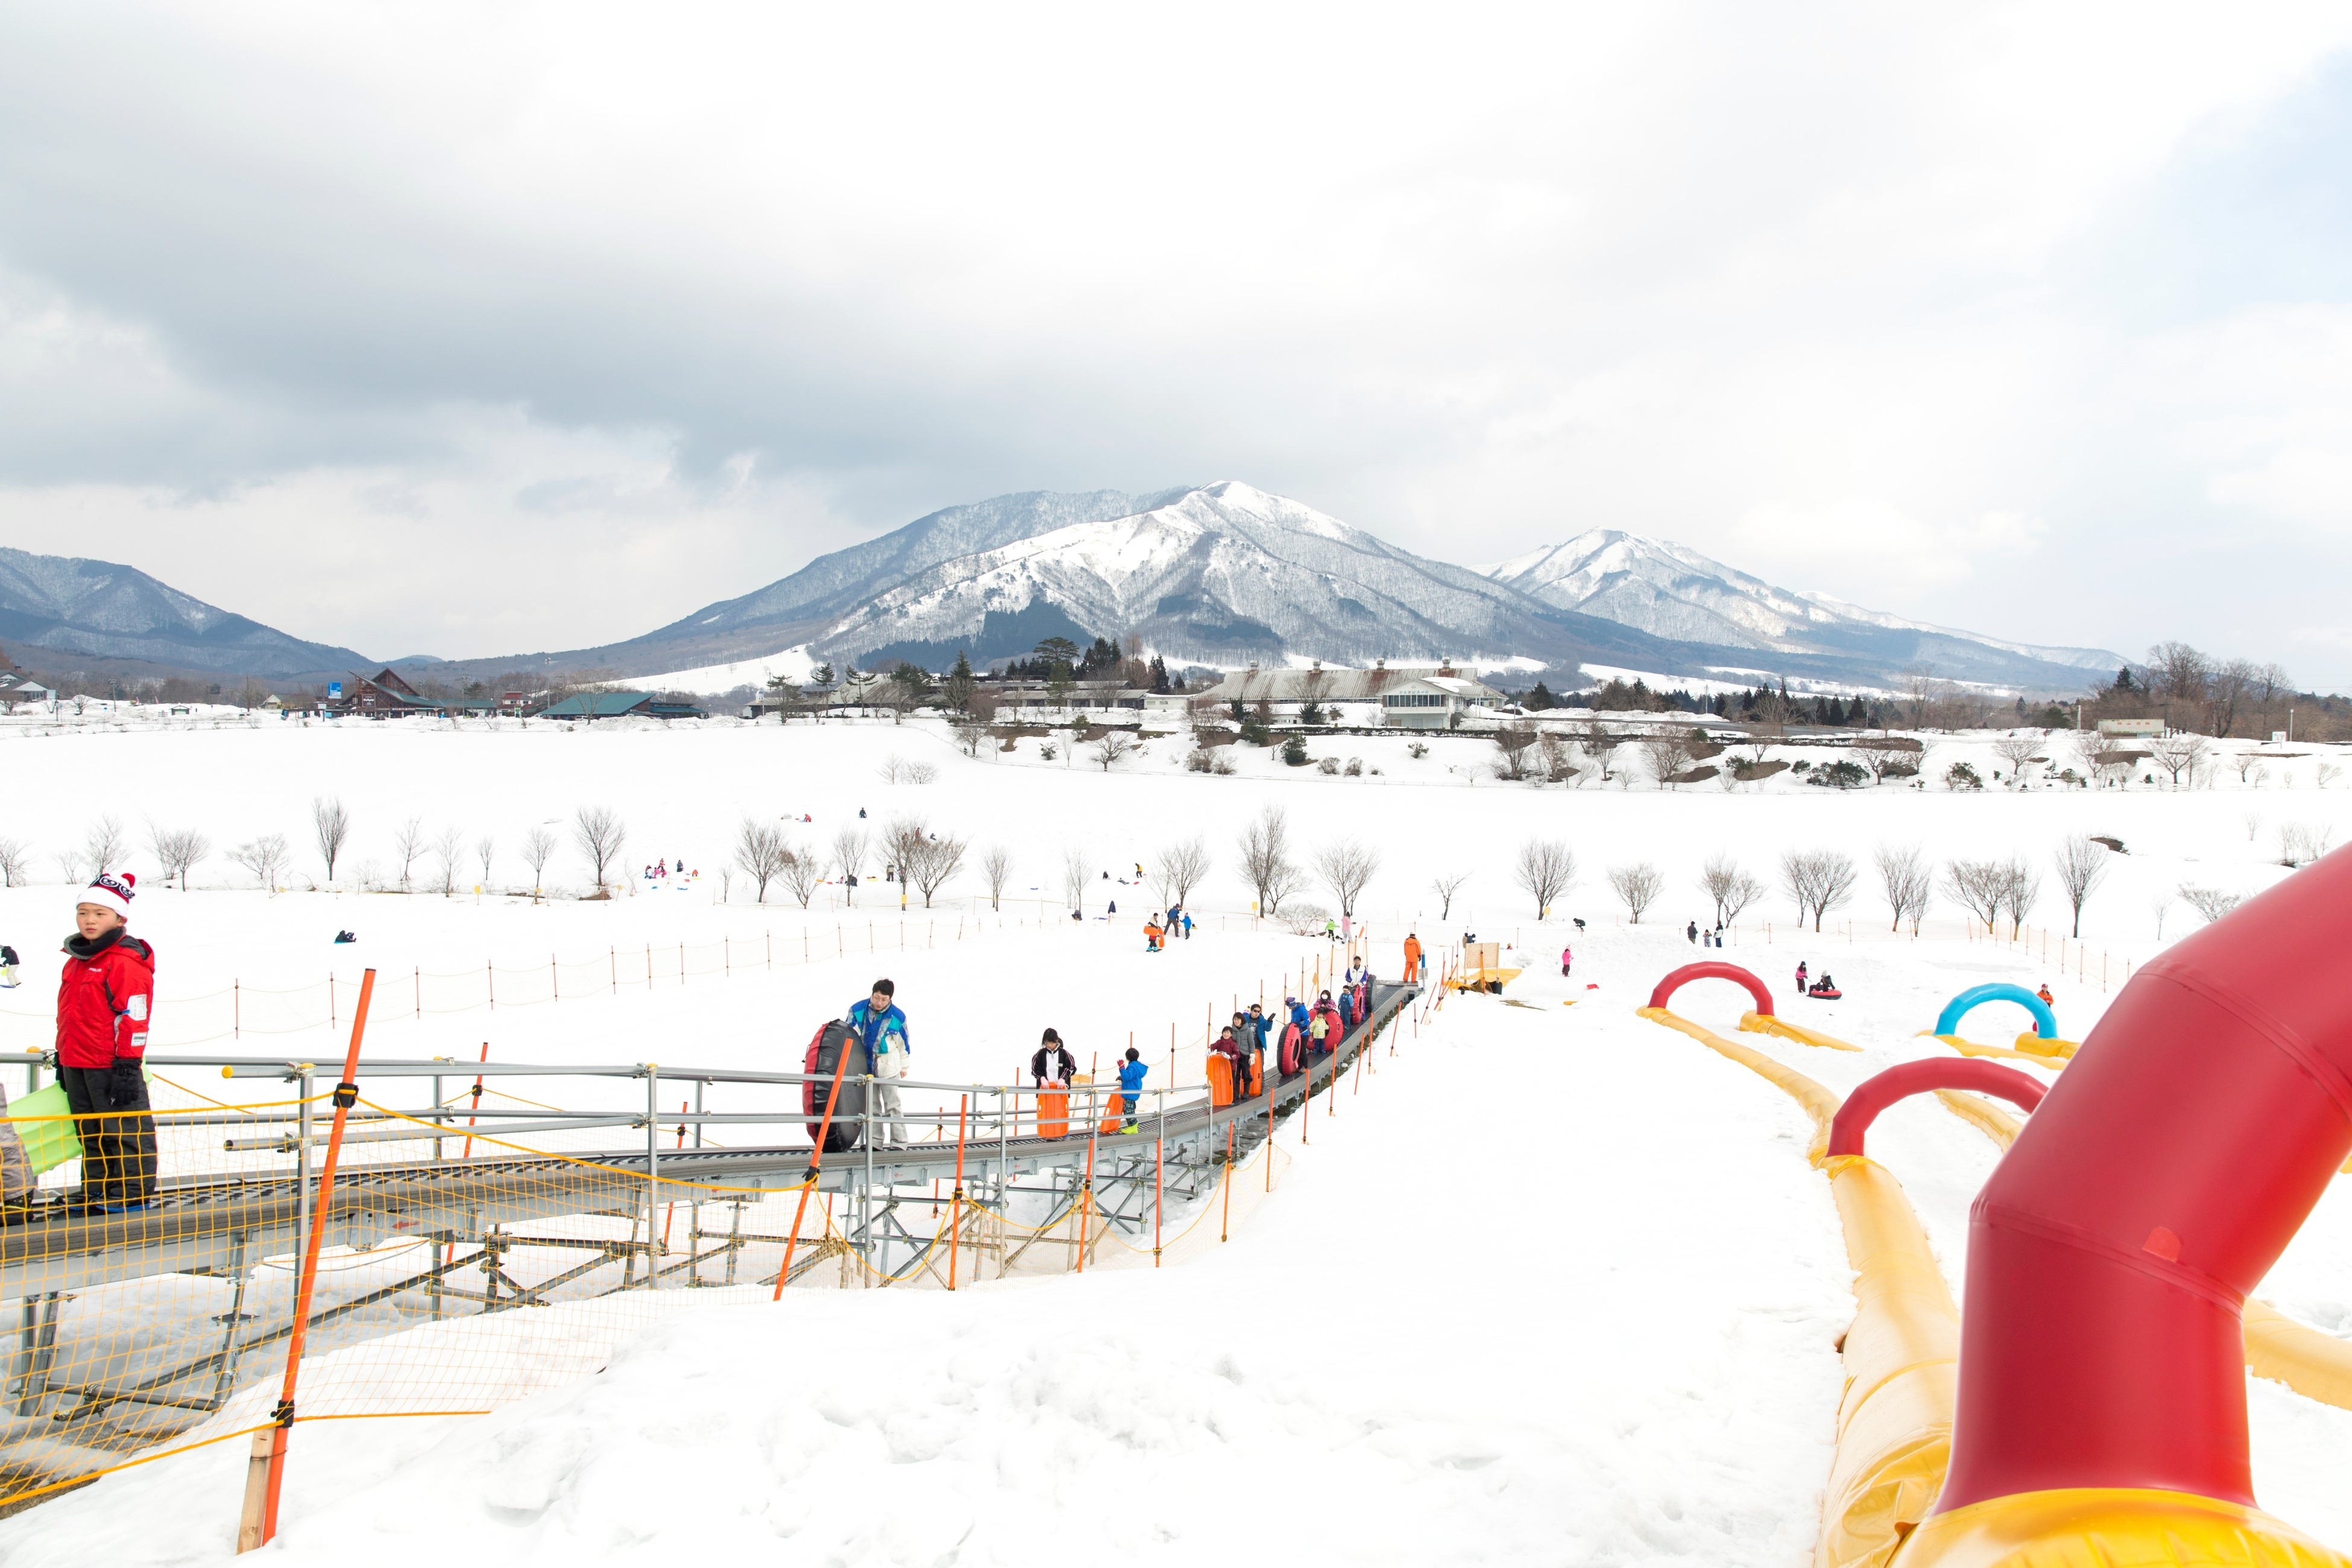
[237,969,376,1553]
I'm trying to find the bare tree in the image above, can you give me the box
[780,846,826,908]
[1154,837,1211,908]
[1237,806,1303,915]
[1989,732,2042,784]
[312,796,353,882]
[1780,848,1858,932]
[2234,752,2269,786]
[981,845,1013,911]
[520,826,557,893]
[148,824,210,890]
[2179,885,2241,925]
[573,805,626,894]
[1873,843,1933,934]
[735,818,791,902]
[2149,889,2175,940]
[1061,846,1092,914]
[2206,657,2257,738]
[1607,861,1664,923]
[880,816,934,900]
[1089,731,1139,770]
[1490,723,1541,782]
[831,827,869,904]
[1944,858,2006,934]
[1640,731,1696,789]
[71,814,128,883]
[2147,731,2210,787]
[2278,821,2335,867]
[1997,855,2041,938]
[227,833,291,891]
[0,836,30,888]
[951,717,992,757]
[431,823,465,896]
[1514,838,1576,917]
[1314,838,1380,917]
[1698,852,1765,927]
[1430,872,1470,921]
[392,815,428,893]
[2052,835,2108,937]
[908,833,967,907]
[475,834,496,885]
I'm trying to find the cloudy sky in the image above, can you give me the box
[3,2,2351,681]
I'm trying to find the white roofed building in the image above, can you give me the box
[1198,665,1505,729]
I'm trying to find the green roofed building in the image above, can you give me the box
[534,691,706,721]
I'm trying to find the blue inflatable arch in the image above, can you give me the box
[1935,982,2057,1041]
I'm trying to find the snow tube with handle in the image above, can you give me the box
[1279,1022,1305,1076]
[801,1020,869,1151]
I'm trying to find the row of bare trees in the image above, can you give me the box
[1231,806,1382,919]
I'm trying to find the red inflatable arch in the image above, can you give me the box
[1646,961,1775,1017]
[1936,842,2352,1517]
[1825,1058,2047,1159]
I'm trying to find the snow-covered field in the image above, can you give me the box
[2,716,2350,1564]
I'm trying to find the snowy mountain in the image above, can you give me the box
[1483,530,2120,686]
[0,546,367,679]
[815,482,1599,669]
[414,484,2122,694]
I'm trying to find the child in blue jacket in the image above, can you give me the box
[1116,1048,1149,1131]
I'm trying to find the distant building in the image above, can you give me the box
[2096,718,2165,739]
[327,668,440,718]
[1199,665,1505,730]
[535,691,706,722]
[0,674,56,707]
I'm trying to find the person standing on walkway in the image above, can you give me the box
[845,978,911,1143]
[57,871,158,1212]
[1402,932,1421,984]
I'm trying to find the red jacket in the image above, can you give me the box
[56,931,156,1069]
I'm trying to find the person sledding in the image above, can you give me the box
[1142,918,1165,952]
[1806,972,1842,1000]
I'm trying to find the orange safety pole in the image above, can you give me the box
[659,1100,689,1251]
[1075,1104,1099,1276]
[457,1041,489,1159]
[774,1038,860,1300]
[238,967,376,1553]
[947,1095,969,1291]
[1222,1123,1236,1240]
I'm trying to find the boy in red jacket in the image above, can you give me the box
[57,871,158,1211]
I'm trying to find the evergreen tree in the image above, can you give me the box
[1149,655,1170,693]
[1526,680,1555,710]
[944,650,976,713]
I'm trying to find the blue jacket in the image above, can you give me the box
[1289,1001,1310,1030]
[1250,1014,1271,1050]
[844,999,909,1061]
[1116,1059,1148,1098]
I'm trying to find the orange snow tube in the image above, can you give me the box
[1207,1054,1234,1108]
[1037,1089,1069,1140]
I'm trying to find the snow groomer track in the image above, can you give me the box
[0,982,1417,1510]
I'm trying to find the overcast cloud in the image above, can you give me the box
[1,2,2350,680]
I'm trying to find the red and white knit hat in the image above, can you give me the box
[81,870,136,918]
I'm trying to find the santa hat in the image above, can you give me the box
[81,870,136,918]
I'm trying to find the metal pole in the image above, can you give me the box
[294,1069,314,1319]
[863,1074,876,1285]
[645,1063,661,1277]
